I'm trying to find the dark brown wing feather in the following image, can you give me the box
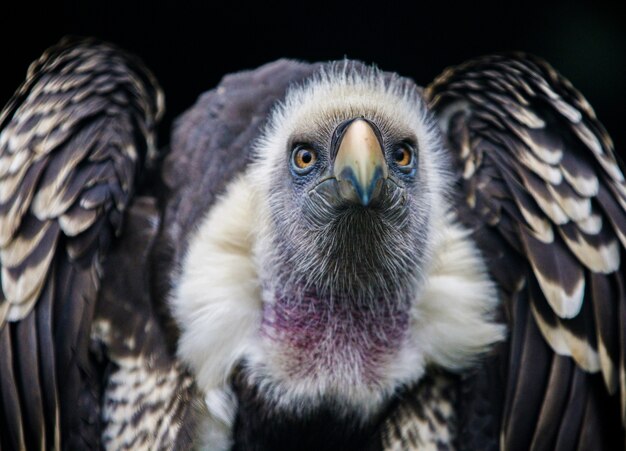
[425,54,625,449]
[0,37,162,449]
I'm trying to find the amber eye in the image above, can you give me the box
[291,146,318,174]
[392,145,413,167]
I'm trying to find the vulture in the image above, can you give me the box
[0,37,625,451]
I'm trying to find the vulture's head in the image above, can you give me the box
[172,61,503,422]
[249,63,448,403]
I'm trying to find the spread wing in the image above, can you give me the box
[0,37,163,449]
[425,54,626,449]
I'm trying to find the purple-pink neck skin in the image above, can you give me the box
[261,287,411,384]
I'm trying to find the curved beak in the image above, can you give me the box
[332,119,388,206]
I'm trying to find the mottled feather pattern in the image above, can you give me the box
[101,356,196,450]
[381,373,457,451]
[0,38,163,449]
[93,197,202,451]
[426,54,625,448]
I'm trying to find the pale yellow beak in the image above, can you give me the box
[333,119,388,206]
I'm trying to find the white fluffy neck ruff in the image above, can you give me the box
[170,174,504,423]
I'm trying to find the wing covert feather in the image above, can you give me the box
[0,37,162,449]
[426,53,625,448]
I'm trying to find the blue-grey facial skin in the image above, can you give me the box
[267,112,432,302]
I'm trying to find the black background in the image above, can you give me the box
[2,1,624,157]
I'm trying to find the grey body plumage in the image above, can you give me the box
[0,39,624,450]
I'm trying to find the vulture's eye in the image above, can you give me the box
[392,144,415,171]
[291,146,318,174]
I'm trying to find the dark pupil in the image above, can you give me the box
[394,149,406,162]
[301,151,312,164]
